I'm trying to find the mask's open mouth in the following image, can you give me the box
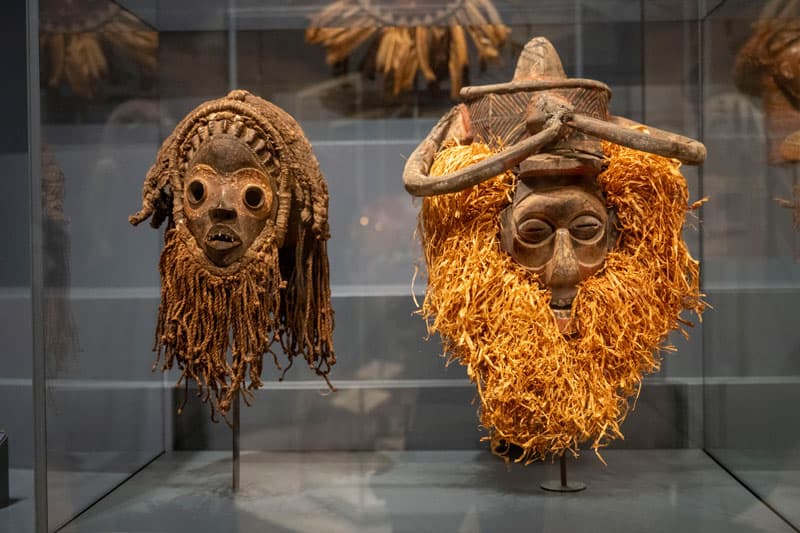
[205,226,241,250]
[550,296,574,310]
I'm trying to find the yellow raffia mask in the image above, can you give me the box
[419,141,704,462]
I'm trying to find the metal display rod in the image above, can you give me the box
[541,453,587,492]
[232,393,240,492]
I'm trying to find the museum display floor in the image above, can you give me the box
[709,449,800,528]
[58,449,797,532]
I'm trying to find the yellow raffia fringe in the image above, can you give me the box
[419,141,705,463]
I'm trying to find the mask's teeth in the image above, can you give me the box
[208,231,237,243]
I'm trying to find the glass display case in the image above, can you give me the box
[0,0,797,531]
[703,0,800,528]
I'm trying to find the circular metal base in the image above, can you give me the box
[540,480,587,492]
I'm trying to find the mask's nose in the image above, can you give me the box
[210,206,236,222]
[209,187,238,222]
[543,229,580,301]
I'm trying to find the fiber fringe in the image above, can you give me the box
[157,224,334,421]
[305,0,509,98]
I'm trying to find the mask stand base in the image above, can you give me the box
[541,453,586,492]
[232,391,240,492]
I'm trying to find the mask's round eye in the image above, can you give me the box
[187,179,206,205]
[517,218,553,244]
[243,185,266,210]
[569,215,603,240]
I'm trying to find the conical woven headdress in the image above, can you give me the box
[404,37,706,195]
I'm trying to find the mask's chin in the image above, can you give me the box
[550,294,577,336]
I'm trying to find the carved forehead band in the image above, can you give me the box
[179,113,280,175]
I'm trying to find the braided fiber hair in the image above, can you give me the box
[131,90,335,418]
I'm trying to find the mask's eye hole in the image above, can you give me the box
[569,215,603,240]
[243,186,265,209]
[517,218,553,244]
[187,180,205,205]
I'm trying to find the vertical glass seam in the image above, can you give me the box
[697,0,708,453]
[25,0,47,531]
[640,0,646,124]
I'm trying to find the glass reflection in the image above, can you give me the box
[38,0,164,529]
[704,1,800,528]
